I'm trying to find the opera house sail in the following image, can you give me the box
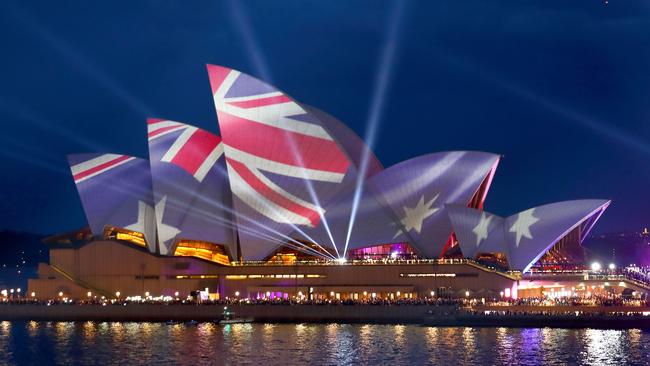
[147,119,236,261]
[68,153,157,252]
[28,64,614,301]
[447,199,611,272]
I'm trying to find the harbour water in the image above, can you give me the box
[1,321,649,365]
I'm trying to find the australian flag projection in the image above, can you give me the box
[298,151,500,258]
[447,199,611,272]
[66,64,611,264]
[147,119,235,256]
[208,64,359,259]
[68,153,157,253]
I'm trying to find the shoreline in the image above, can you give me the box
[1,304,650,328]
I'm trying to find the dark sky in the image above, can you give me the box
[0,0,648,235]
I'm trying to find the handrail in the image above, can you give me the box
[49,264,112,298]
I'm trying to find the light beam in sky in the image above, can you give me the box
[344,0,409,258]
[227,0,272,83]
[10,4,154,117]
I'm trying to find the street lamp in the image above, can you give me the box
[591,262,601,272]
[115,291,121,298]
[608,263,616,271]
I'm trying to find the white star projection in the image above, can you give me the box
[396,194,440,237]
[125,200,157,247]
[153,196,181,253]
[472,212,493,247]
[509,208,539,247]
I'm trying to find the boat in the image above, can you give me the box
[218,306,253,324]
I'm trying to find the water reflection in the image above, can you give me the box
[0,322,649,365]
[0,321,11,337]
[585,329,626,365]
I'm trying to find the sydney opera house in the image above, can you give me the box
[28,65,611,301]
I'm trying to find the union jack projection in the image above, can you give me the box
[147,119,235,256]
[147,118,224,182]
[68,153,157,253]
[208,64,354,258]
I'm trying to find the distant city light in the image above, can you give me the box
[30,292,35,297]
[58,291,63,297]
[87,291,92,297]
[591,262,602,272]
[609,263,616,270]
[115,291,121,298]
[235,291,240,297]
[336,257,347,264]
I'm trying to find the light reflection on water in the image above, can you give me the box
[0,322,646,365]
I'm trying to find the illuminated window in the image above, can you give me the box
[174,240,231,265]
[225,275,248,280]
[104,227,147,248]
[399,273,456,278]
[174,275,218,279]
[224,274,326,280]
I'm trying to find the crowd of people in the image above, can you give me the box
[0,296,468,307]
[2,294,649,308]
[622,266,650,286]
[488,296,649,307]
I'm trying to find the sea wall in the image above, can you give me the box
[0,304,453,323]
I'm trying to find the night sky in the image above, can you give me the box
[0,0,648,235]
